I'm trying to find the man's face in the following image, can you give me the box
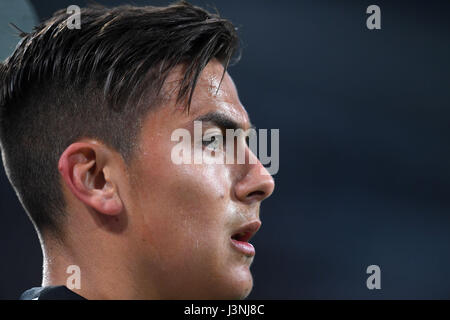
[126,60,275,299]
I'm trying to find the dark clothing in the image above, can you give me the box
[20,286,86,300]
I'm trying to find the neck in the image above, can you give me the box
[40,232,158,299]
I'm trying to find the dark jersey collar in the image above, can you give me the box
[20,286,87,300]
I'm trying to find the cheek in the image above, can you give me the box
[134,158,233,252]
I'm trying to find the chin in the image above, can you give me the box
[218,266,254,300]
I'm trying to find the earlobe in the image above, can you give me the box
[96,190,123,215]
[58,141,123,216]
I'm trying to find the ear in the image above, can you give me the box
[58,141,123,216]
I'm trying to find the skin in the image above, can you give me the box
[43,59,275,299]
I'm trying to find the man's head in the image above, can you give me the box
[0,2,274,299]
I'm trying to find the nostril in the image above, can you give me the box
[247,190,265,198]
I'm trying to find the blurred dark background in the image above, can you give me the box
[1,0,450,299]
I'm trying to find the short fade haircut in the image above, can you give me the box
[0,1,239,237]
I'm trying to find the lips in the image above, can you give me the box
[230,220,261,257]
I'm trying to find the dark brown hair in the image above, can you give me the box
[0,1,239,236]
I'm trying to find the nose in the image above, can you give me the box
[234,150,275,204]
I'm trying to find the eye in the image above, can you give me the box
[202,133,223,152]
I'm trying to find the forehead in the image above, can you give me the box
[162,60,250,127]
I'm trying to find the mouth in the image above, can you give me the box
[230,220,261,257]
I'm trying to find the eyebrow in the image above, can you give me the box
[193,111,255,131]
